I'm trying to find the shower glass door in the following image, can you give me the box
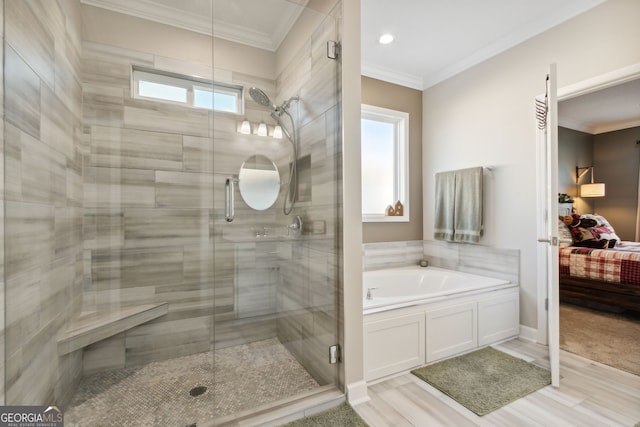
[4,0,217,424]
[212,0,343,419]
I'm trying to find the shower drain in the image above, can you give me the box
[189,385,208,397]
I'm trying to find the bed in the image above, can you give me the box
[557,213,640,312]
[559,243,640,312]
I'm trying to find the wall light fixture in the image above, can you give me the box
[576,166,605,197]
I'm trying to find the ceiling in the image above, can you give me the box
[559,79,640,135]
[361,0,605,90]
[83,0,639,134]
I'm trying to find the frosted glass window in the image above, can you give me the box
[362,119,394,214]
[361,105,410,222]
[132,67,243,114]
[195,86,215,110]
[139,80,187,103]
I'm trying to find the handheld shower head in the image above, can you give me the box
[249,87,276,110]
[247,86,300,216]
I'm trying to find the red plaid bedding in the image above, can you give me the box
[559,242,640,286]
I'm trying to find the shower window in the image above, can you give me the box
[132,66,243,113]
[361,104,410,222]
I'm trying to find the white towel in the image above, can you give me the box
[434,170,456,241]
[453,167,483,243]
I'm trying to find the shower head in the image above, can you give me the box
[249,87,275,110]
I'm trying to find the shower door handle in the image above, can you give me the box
[225,177,235,222]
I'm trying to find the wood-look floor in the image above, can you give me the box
[354,338,640,426]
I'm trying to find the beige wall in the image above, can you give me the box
[422,0,640,332]
[593,126,640,241]
[361,76,423,243]
[558,127,595,215]
[341,0,365,402]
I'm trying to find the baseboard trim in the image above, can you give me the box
[346,380,370,405]
[519,324,538,343]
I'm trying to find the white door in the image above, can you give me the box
[536,63,560,387]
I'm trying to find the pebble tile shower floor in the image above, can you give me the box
[65,338,319,426]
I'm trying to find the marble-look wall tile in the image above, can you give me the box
[84,167,156,209]
[90,126,183,171]
[124,316,211,367]
[4,45,41,139]
[54,207,82,260]
[81,41,217,369]
[82,83,125,128]
[54,39,82,120]
[4,0,84,406]
[5,201,54,280]
[235,242,278,318]
[41,84,76,159]
[273,11,341,386]
[82,41,154,69]
[123,209,208,249]
[214,316,277,350]
[0,21,4,396]
[82,333,126,375]
[183,135,213,173]
[123,101,210,137]
[155,171,213,208]
[362,240,424,271]
[119,248,184,289]
[362,240,520,284]
[83,210,125,251]
[457,244,519,283]
[5,0,55,89]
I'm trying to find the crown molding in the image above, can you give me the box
[361,62,423,91]
[82,0,307,52]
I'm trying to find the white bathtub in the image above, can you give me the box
[362,265,519,381]
[363,266,512,313]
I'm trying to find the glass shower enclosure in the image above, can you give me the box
[1,0,343,424]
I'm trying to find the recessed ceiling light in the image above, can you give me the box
[378,33,394,45]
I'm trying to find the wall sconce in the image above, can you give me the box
[256,122,268,136]
[273,125,283,139]
[237,120,283,140]
[239,119,251,135]
[576,166,605,197]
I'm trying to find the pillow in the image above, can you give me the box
[580,214,622,244]
[568,213,620,248]
[557,219,573,247]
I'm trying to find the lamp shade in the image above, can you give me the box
[580,183,605,197]
[239,119,251,134]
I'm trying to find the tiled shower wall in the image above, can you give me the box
[274,7,341,386]
[363,240,519,284]
[3,0,84,405]
[0,0,5,405]
[80,41,216,371]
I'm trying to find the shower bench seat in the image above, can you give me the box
[57,302,169,356]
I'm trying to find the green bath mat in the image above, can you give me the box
[411,346,551,416]
[280,402,368,426]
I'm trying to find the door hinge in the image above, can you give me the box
[545,298,549,311]
[327,40,340,60]
[329,344,341,364]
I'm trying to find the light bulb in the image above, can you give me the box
[257,122,267,136]
[379,33,394,45]
[273,125,283,139]
[240,119,251,134]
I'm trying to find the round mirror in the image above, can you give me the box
[238,155,281,210]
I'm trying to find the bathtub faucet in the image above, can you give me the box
[366,287,377,300]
